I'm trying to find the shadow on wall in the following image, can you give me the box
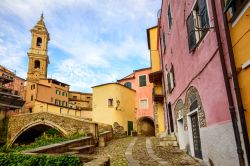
[137,117,155,136]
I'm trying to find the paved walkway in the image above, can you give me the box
[146,138,170,166]
[93,136,200,166]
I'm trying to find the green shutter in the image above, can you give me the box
[139,75,146,87]
[186,12,196,50]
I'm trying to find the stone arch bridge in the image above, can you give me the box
[6,112,111,146]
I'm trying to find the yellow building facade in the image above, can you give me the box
[92,83,136,135]
[225,1,250,143]
[147,26,165,136]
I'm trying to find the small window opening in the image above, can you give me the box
[36,37,42,47]
[34,60,40,69]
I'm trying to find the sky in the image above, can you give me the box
[0,0,161,92]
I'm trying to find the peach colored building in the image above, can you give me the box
[118,67,155,136]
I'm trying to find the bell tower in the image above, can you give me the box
[27,14,50,82]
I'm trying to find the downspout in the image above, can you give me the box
[211,0,245,165]
[220,0,250,164]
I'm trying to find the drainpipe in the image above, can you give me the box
[219,0,250,164]
[211,0,245,165]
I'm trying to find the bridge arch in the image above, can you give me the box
[137,116,155,136]
[9,119,68,146]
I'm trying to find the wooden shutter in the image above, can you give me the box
[170,66,175,90]
[168,4,172,29]
[186,12,196,51]
[167,72,171,92]
[198,0,209,29]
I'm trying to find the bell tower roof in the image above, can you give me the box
[30,13,50,40]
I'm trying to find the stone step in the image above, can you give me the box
[69,145,95,154]
[160,140,178,147]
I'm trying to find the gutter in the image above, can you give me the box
[220,0,250,164]
[211,0,245,165]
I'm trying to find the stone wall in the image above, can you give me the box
[7,112,98,145]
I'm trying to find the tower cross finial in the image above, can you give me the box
[41,12,44,20]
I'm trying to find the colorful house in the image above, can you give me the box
[158,0,248,165]
[92,83,136,135]
[224,0,250,163]
[147,26,166,136]
[118,68,155,136]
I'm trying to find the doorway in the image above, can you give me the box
[168,103,174,133]
[128,121,133,136]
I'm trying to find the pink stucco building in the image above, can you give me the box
[158,0,248,165]
[118,67,155,136]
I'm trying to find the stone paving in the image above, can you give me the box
[93,136,201,166]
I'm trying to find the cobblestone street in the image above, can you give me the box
[93,136,200,166]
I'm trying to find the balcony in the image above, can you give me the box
[149,70,162,83]
[0,75,14,85]
[0,91,25,109]
[153,86,164,102]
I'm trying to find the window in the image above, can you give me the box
[31,95,33,101]
[55,99,60,105]
[31,84,35,90]
[65,93,67,97]
[34,60,40,69]
[140,99,148,109]
[108,98,113,107]
[62,92,65,96]
[139,75,147,87]
[65,102,67,107]
[124,82,132,88]
[51,97,53,102]
[187,0,209,51]
[166,65,175,93]
[224,0,248,17]
[56,90,60,95]
[36,37,42,47]
[167,4,172,29]
[73,96,77,100]
[62,101,65,106]
[161,30,166,52]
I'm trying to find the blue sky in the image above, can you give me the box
[0,0,160,92]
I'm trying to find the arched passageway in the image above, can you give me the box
[13,124,63,145]
[137,117,155,136]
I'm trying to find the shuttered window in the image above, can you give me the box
[139,75,147,87]
[162,31,166,52]
[187,12,196,51]
[167,4,172,29]
[140,99,148,109]
[186,0,209,51]
[166,66,175,93]
[198,0,209,36]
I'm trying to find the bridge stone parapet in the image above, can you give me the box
[7,112,100,146]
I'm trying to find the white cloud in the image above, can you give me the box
[0,0,160,92]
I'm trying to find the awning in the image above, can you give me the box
[224,0,233,13]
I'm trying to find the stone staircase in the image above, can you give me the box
[159,133,178,147]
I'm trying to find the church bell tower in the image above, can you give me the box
[27,14,49,82]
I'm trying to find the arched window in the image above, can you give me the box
[34,60,40,69]
[124,82,132,88]
[36,37,42,47]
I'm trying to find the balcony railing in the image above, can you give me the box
[0,91,25,109]
[149,70,162,83]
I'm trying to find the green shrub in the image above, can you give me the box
[0,154,82,166]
